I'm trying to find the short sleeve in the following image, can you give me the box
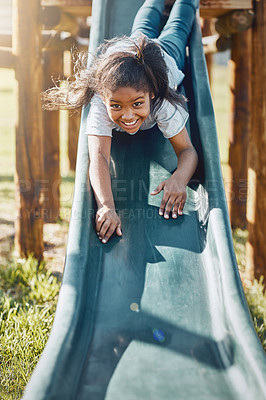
[161,49,185,88]
[84,95,114,137]
[156,100,189,139]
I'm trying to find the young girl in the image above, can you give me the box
[43,0,199,244]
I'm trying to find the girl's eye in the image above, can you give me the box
[110,104,121,110]
[133,102,143,107]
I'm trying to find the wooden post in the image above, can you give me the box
[13,0,44,260]
[43,43,63,222]
[246,0,266,280]
[67,52,80,171]
[202,34,232,54]
[202,19,213,85]
[68,114,80,171]
[215,9,254,37]
[41,6,79,35]
[228,30,251,229]
[200,1,252,19]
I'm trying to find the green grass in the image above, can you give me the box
[0,256,60,400]
[0,68,73,397]
[244,277,266,349]
[232,228,248,273]
[232,229,266,349]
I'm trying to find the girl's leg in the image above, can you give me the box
[157,0,199,70]
[130,0,165,39]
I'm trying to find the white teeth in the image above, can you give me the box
[122,120,137,126]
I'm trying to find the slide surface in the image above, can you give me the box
[24,1,266,399]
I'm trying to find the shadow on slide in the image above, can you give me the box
[23,1,266,399]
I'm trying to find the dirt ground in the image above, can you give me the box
[0,210,68,277]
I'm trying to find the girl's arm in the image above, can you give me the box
[151,127,198,219]
[88,135,122,243]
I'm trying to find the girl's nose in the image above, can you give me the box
[121,109,134,120]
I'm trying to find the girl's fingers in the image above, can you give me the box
[98,220,112,240]
[101,224,116,244]
[178,193,187,215]
[102,222,122,243]
[97,213,104,223]
[96,219,104,234]
[159,192,171,217]
[116,224,122,237]
[160,194,186,219]
[96,217,122,243]
[151,182,164,195]
[163,195,179,219]
[96,211,103,226]
[172,201,179,219]
[173,195,186,217]
[178,198,185,215]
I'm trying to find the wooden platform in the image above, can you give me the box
[41,0,92,17]
[200,0,253,18]
[40,0,253,18]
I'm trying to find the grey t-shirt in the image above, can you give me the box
[85,38,189,139]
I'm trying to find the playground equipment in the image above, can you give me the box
[22,1,266,399]
[3,0,265,279]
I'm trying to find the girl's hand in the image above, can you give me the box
[151,176,187,219]
[150,127,197,220]
[96,206,122,243]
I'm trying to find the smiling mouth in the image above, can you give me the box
[120,119,139,128]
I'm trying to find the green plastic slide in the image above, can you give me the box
[23,1,266,399]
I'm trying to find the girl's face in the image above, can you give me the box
[103,86,153,134]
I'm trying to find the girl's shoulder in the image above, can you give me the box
[155,99,189,139]
[86,95,114,137]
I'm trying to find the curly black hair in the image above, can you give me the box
[41,34,186,114]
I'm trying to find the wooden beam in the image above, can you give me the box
[0,34,85,61]
[0,33,12,48]
[41,6,79,35]
[41,5,61,27]
[246,0,266,280]
[228,30,251,229]
[43,46,63,222]
[63,50,80,171]
[202,19,213,85]
[68,114,80,171]
[42,0,91,5]
[51,6,91,17]
[202,34,232,54]
[42,34,76,51]
[41,0,92,17]
[0,47,15,68]
[215,9,254,37]
[13,0,44,261]
[200,0,253,18]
